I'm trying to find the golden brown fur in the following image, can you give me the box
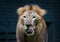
[16,5,47,42]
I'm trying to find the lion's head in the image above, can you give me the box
[17,5,46,36]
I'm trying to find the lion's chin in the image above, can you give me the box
[25,31,35,36]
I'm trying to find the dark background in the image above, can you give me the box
[0,0,59,42]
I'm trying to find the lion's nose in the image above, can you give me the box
[25,24,31,27]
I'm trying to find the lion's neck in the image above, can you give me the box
[24,31,39,42]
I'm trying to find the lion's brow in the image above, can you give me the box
[28,10,35,14]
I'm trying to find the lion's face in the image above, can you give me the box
[17,5,46,36]
[20,10,41,35]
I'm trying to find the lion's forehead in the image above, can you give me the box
[23,10,38,16]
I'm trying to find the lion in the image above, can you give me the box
[16,5,47,42]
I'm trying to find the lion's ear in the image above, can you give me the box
[17,7,25,15]
[17,5,30,15]
[32,5,46,16]
[39,9,46,16]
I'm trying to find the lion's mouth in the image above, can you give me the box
[26,29,33,33]
[25,28,35,36]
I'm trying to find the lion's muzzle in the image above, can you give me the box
[25,27,35,36]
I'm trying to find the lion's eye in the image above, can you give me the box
[23,16,26,18]
[33,16,35,18]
